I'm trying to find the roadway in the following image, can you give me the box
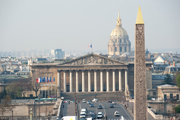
[78,101,133,120]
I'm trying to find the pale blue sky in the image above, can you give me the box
[0,0,180,53]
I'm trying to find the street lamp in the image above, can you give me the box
[12,111,13,120]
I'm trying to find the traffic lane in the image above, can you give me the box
[101,102,121,119]
[117,103,133,120]
[101,102,133,120]
[79,102,105,118]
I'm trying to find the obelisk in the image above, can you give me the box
[134,6,148,120]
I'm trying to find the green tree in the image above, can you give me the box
[176,74,180,89]
[162,74,173,85]
[174,105,180,113]
[5,82,22,98]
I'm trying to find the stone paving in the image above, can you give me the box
[62,102,75,116]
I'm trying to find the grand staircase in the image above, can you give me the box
[61,91,126,101]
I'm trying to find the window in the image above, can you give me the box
[120,47,122,52]
[170,94,173,99]
[115,47,117,52]
[120,39,121,43]
[153,92,156,95]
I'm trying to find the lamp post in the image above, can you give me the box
[39,95,40,120]
[30,108,33,120]
[12,111,13,120]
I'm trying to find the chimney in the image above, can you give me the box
[173,61,175,67]
[154,54,157,58]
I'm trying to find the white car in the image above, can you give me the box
[80,111,86,118]
[114,111,120,117]
[112,101,116,105]
[82,99,86,103]
[92,98,98,102]
[81,108,87,113]
[97,112,103,119]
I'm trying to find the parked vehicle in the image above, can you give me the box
[108,100,112,103]
[92,98,98,102]
[90,104,94,107]
[109,104,114,108]
[82,99,86,103]
[97,112,103,119]
[114,111,120,117]
[98,105,103,109]
[87,100,91,104]
[112,101,116,105]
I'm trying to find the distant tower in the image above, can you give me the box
[134,6,147,120]
[108,11,131,56]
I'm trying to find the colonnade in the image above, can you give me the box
[57,69,128,93]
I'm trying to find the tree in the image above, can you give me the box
[174,105,180,113]
[0,95,14,118]
[5,82,22,98]
[162,74,173,85]
[176,74,180,89]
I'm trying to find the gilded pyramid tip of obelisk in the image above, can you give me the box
[136,6,144,24]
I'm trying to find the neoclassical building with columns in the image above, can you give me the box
[30,54,152,97]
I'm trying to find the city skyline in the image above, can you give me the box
[0,0,180,53]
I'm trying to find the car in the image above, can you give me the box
[92,98,98,102]
[90,104,94,107]
[80,111,86,115]
[87,100,91,104]
[81,108,87,113]
[112,101,116,105]
[108,100,112,103]
[89,110,95,115]
[109,104,114,108]
[114,111,120,117]
[98,105,103,109]
[80,111,86,118]
[90,114,96,119]
[97,112,103,119]
[82,99,86,103]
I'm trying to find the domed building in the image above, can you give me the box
[108,12,131,55]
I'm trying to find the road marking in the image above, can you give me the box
[99,102,106,116]
[118,103,132,120]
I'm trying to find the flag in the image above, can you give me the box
[45,77,47,83]
[43,77,45,83]
[48,77,51,82]
[36,79,38,83]
[50,77,51,82]
[38,77,41,83]
[88,44,92,48]
[47,77,48,82]
[53,77,55,82]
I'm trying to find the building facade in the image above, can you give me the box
[108,12,131,56]
[30,54,152,97]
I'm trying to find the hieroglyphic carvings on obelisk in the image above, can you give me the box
[134,6,148,120]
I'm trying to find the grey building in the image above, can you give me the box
[51,49,65,59]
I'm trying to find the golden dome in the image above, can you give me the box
[110,27,128,37]
[110,11,128,38]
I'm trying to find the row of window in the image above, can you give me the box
[112,47,126,52]
[114,39,127,43]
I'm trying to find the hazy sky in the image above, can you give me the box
[0,0,180,53]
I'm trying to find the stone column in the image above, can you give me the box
[100,70,103,92]
[94,70,97,92]
[70,71,72,92]
[125,70,128,92]
[88,70,91,92]
[57,71,61,97]
[112,70,115,91]
[76,70,79,92]
[64,71,66,92]
[106,70,109,92]
[119,70,122,91]
[82,70,85,92]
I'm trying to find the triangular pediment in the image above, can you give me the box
[58,53,127,66]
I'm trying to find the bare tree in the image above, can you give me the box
[0,95,14,118]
